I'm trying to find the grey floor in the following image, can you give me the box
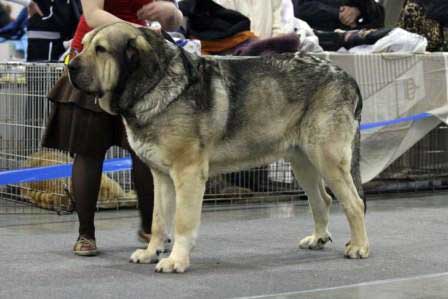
[1,193,448,299]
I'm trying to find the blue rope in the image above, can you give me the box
[0,112,435,185]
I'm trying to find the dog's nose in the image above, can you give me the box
[67,60,80,74]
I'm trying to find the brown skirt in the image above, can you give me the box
[42,69,131,156]
[42,102,131,156]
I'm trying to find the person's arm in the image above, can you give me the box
[271,0,286,36]
[7,0,43,17]
[212,0,237,10]
[7,0,30,6]
[279,0,296,34]
[344,0,385,29]
[137,0,183,31]
[293,0,341,31]
[81,0,131,29]
[82,0,182,30]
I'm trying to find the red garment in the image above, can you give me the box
[71,0,152,51]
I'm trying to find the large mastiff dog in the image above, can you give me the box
[68,22,369,273]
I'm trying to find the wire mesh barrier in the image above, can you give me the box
[364,123,448,194]
[2,62,447,215]
[1,63,63,214]
[0,62,304,214]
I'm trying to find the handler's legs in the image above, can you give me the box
[72,152,106,256]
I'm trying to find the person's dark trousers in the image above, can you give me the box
[25,38,65,153]
[73,151,154,239]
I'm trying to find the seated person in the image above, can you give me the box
[180,0,312,55]
[292,0,385,31]
[213,0,289,39]
[213,0,302,55]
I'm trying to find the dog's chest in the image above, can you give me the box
[123,120,170,173]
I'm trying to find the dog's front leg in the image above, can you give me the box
[155,161,207,273]
[130,169,175,264]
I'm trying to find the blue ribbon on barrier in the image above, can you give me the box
[359,112,432,130]
[0,112,435,185]
[0,157,132,185]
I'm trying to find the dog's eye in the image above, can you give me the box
[95,45,107,53]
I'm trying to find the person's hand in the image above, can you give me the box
[137,1,179,29]
[28,0,43,18]
[339,6,360,28]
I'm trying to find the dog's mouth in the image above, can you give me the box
[72,80,105,99]
[82,89,102,98]
[69,76,81,91]
[94,90,104,98]
[96,92,119,115]
[69,74,101,97]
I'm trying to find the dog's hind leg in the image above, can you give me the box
[155,159,208,273]
[130,168,175,264]
[295,80,368,258]
[305,142,369,259]
[289,152,332,250]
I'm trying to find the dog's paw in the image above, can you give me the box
[344,241,369,259]
[129,249,158,264]
[299,233,332,250]
[155,257,189,273]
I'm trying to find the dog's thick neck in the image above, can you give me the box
[125,51,191,118]
[117,35,202,121]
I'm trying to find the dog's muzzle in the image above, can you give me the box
[67,59,103,98]
[67,59,83,90]
[67,59,80,79]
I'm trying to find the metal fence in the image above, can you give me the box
[365,123,448,194]
[2,62,448,215]
[0,62,303,214]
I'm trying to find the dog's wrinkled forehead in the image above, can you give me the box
[81,22,141,49]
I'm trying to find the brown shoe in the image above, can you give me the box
[73,236,98,256]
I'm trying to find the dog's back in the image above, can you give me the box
[201,53,361,175]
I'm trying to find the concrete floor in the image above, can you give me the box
[1,194,448,299]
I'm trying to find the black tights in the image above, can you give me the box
[72,152,154,239]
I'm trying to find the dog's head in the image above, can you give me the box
[68,22,168,115]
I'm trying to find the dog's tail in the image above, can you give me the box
[350,81,366,213]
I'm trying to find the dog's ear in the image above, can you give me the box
[138,27,167,54]
[125,31,163,74]
[125,36,150,68]
[82,30,95,48]
[138,26,163,39]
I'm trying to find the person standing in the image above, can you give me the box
[42,0,182,256]
[10,0,82,160]
[9,0,81,61]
